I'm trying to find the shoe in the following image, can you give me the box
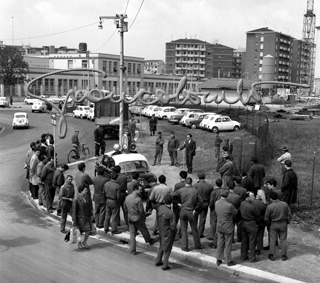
[216,260,222,267]
[282,255,288,261]
[227,261,237,266]
[200,235,205,238]
[256,250,261,255]
[268,254,276,261]
[207,237,213,241]
[181,248,190,252]
[208,243,217,249]
[149,238,159,245]
[131,251,137,255]
[162,266,171,271]
[60,230,67,234]
[242,256,249,261]
[263,246,270,250]
[155,262,163,266]
[111,231,121,235]
[249,258,259,263]
[78,242,84,250]
[83,243,90,250]
[195,245,204,250]
[169,164,174,166]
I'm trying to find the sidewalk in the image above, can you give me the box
[30,119,319,283]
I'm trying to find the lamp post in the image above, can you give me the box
[99,14,128,146]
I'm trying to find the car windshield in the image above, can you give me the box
[15,114,26,118]
[83,107,90,110]
[194,114,201,119]
[119,160,149,172]
[175,109,185,114]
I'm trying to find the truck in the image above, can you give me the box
[94,99,129,138]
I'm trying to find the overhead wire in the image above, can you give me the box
[129,0,145,30]
[124,0,130,14]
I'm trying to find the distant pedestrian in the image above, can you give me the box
[219,156,236,188]
[124,183,158,255]
[281,160,298,206]
[167,131,180,166]
[152,132,164,166]
[178,134,196,174]
[59,175,75,233]
[155,195,176,271]
[94,125,105,157]
[194,172,213,238]
[264,191,292,261]
[41,156,56,213]
[149,114,157,136]
[277,146,292,174]
[214,133,223,161]
[248,157,265,196]
[128,115,137,141]
[173,177,204,252]
[37,155,47,207]
[215,188,237,267]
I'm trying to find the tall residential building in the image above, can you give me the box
[232,48,246,79]
[165,39,234,80]
[244,27,298,82]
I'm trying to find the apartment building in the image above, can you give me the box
[232,48,246,79]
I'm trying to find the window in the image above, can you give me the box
[216,118,221,122]
[133,63,136,73]
[222,117,230,122]
[128,63,132,73]
[113,62,118,73]
[68,60,73,69]
[102,60,107,71]
[109,61,112,72]
[82,60,88,68]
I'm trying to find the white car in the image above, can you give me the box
[179,109,204,126]
[0,97,9,107]
[24,96,38,104]
[12,112,29,129]
[155,107,176,119]
[145,105,159,117]
[206,116,241,133]
[199,114,220,129]
[87,108,95,121]
[167,108,190,123]
[73,106,91,119]
[31,100,48,113]
[148,106,163,118]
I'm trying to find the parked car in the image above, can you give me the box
[206,116,241,133]
[24,96,38,104]
[186,112,215,129]
[12,112,29,129]
[87,108,95,121]
[199,114,220,129]
[31,100,48,113]
[155,106,176,119]
[179,109,205,126]
[142,105,154,116]
[0,97,9,107]
[146,106,161,117]
[73,106,91,119]
[167,108,190,123]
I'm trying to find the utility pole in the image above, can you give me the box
[99,14,128,146]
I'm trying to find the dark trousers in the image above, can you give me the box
[117,193,128,226]
[154,146,163,164]
[195,205,208,236]
[95,143,101,156]
[30,184,39,199]
[38,183,45,206]
[95,143,106,156]
[209,210,218,245]
[94,202,106,228]
[173,205,181,238]
[129,219,151,252]
[168,149,178,165]
[241,220,258,260]
[156,249,172,268]
[214,146,220,160]
[180,207,201,249]
[281,193,291,205]
[104,199,120,232]
[44,181,55,211]
[270,221,287,256]
[217,231,233,263]
[60,200,72,231]
[185,153,193,172]
[256,225,265,251]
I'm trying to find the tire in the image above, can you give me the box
[31,110,34,113]
[234,126,240,131]
[73,114,76,118]
[83,147,90,159]
[191,124,197,129]
[13,126,15,130]
[212,127,219,133]
[162,115,167,120]
[67,149,79,163]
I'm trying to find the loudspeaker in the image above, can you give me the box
[130,143,137,151]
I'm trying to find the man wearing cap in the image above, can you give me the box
[278,146,292,174]
[167,131,180,166]
[153,132,164,166]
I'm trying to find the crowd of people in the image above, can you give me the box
[24,128,298,270]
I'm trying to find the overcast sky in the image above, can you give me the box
[0,0,318,60]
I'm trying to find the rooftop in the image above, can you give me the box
[199,78,258,90]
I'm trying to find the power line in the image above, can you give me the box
[124,0,130,14]
[93,30,117,52]
[1,22,98,41]
[129,0,145,30]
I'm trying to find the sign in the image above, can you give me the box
[51,113,57,126]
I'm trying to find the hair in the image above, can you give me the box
[245,191,254,199]
[227,180,235,190]
[30,142,36,147]
[97,167,105,175]
[49,139,54,145]
[186,177,193,185]
[266,178,277,187]
[215,179,223,187]
[187,133,192,138]
[132,172,140,180]
[158,175,166,184]
[41,138,47,144]
[241,171,247,177]
[197,172,205,180]
[41,133,47,139]
[111,172,118,180]
[234,176,242,184]
[222,145,229,151]
[164,195,173,205]
[220,188,230,198]
[251,156,258,163]
[179,171,188,179]
[158,131,162,135]
[78,185,85,193]
[224,156,230,160]
[133,182,140,191]
[269,191,279,200]
[78,162,86,171]
[66,174,73,180]
[113,165,121,173]
[38,154,45,162]
[61,164,69,171]
[284,160,292,167]
[148,176,156,183]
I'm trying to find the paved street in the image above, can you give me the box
[0,104,267,283]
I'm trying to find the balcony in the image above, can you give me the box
[187,47,194,51]
[199,47,206,51]
[199,67,205,71]
[199,54,205,58]
[199,61,205,64]
[188,54,194,57]
[175,53,182,57]
[199,74,205,77]
[175,46,182,50]
[175,67,182,70]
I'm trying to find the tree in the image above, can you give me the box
[0,45,29,85]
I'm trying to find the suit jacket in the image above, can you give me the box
[194,180,213,206]
[158,205,176,252]
[248,164,265,188]
[180,139,196,156]
[241,176,255,192]
[215,198,237,234]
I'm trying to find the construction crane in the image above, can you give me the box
[300,0,316,93]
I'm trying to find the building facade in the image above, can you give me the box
[144,60,165,74]
[232,48,246,79]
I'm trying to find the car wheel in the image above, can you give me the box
[191,124,197,129]
[162,115,167,119]
[13,126,15,130]
[73,114,76,118]
[32,110,34,113]
[212,127,219,133]
[233,126,240,131]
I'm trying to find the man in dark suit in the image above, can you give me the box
[240,172,255,193]
[114,165,128,226]
[178,133,196,174]
[281,160,298,206]
[248,157,265,196]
